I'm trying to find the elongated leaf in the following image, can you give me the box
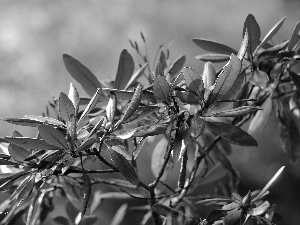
[1,116,65,128]
[209,54,242,104]
[16,174,35,206]
[102,88,156,102]
[178,149,187,189]
[68,83,80,114]
[63,54,102,97]
[122,106,156,124]
[182,67,204,98]
[5,137,61,150]
[243,14,261,54]
[155,51,167,76]
[193,38,238,55]
[257,17,286,51]
[105,139,131,160]
[118,124,168,139]
[8,144,30,162]
[133,137,147,160]
[288,21,300,51]
[151,137,168,177]
[77,137,96,152]
[110,204,128,225]
[152,204,186,219]
[114,49,134,90]
[249,69,269,88]
[38,124,69,150]
[202,62,217,88]
[0,171,29,191]
[82,169,91,215]
[195,54,230,63]
[172,122,189,163]
[78,88,102,123]
[153,75,170,101]
[248,94,272,136]
[248,201,270,216]
[59,92,75,123]
[106,92,117,122]
[237,29,249,60]
[109,150,139,185]
[168,55,186,78]
[124,63,148,90]
[0,158,19,166]
[190,114,206,138]
[207,121,258,146]
[208,106,261,117]
[25,115,65,127]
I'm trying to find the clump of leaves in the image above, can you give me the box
[0,14,298,225]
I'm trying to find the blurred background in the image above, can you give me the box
[0,0,299,224]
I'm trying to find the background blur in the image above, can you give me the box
[0,0,299,224]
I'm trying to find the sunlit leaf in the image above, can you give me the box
[122,106,156,124]
[124,63,148,90]
[208,106,261,117]
[0,158,19,166]
[77,137,96,152]
[5,137,62,150]
[202,62,217,89]
[0,171,29,191]
[248,201,270,216]
[59,92,75,123]
[106,92,117,122]
[153,75,170,101]
[68,83,80,114]
[38,124,69,150]
[195,54,230,63]
[178,149,187,189]
[249,69,269,88]
[207,121,258,146]
[243,14,261,54]
[105,139,131,160]
[172,122,189,163]
[16,174,35,206]
[1,116,65,128]
[8,144,30,162]
[176,90,202,105]
[288,21,300,51]
[114,49,134,90]
[181,67,204,98]
[102,88,157,102]
[63,54,102,97]
[168,55,186,78]
[193,38,238,55]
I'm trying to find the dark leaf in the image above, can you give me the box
[123,124,168,138]
[8,144,30,162]
[106,92,117,122]
[257,17,286,51]
[1,116,65,128]
[82,169,91,215]
[63,54,102,97]
[38,124,69,150]
[208,106,262,117]
[152,203,186,219]
[110,204,128,225]
[206,209,228,223]
[155,51,167,76]
[133,137,147,160]
[190,114,206,138]
[193,38,238,55]
[178,149,187,189]
[207,121,258,146]
[105,139,131,160]
[68,83,80,114]
[59,92,75,123]
[12,130,23,137]
[124,63,148,90]
[257,40,289,61]
[181,67,204,98]
[249,69,269,88]
[109,150,139,185]
[53,216,72,225]
[195,54,230,63]
[176,90,202,105]
[223,209,242,225]
[114,49,134,90]
[5,137,61,150]
[153,75,170,101]
[288,21,300,51]
[243,14,261,54]
[168,55,186,78]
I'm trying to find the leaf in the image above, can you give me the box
[0,158,19,166]
[105,139,131,160]
[233,81,251,109]
[106,92,117,122]
[195,54,230,63]
[264,204,276,221]
[248,201,270,216]
[155,51,167,76]
[38,124,69,150]
[206,210,228,223]
[68,83,80,114]
[207,121,258,146]
[109,150,139,185]
[78,88,102,123]
[122,106,156,124]
[168,55,186,78]
[223,209,242,225]
[5,137,61,150]
[16,174,35,206]
[117,84,143,127]
[24,115,66,127]
[181,67,204,98]
[77,137,96,152]
[178,149,187,189]
[153,75,170,101]
[120,124,168,138]
[208,106,262,117]
[237,29,249,60]
[79,216,98,225]
[288,21,300,51]
[289,71,300,91]
[172,122,189,163]
[202,62,217,89]
[110,204,128,225]
[82,169,91,215]
[152,204,186,219]
[53,216,72,225]
[59,92,75,123]
[1,116,65,128]
[114,49,134,90]
[133,137,147,160]
[8,144,30,162]
[193,38,238,55]
[257,17,286,51]
[63,54,102,97]
[248,94,272,136]
[124,63,148,90]
[176,91,202,105]
[249,69,269,88]
[243,14,261,54]
[151,137,168,177]
[190,114,206,139]
[0,171,29,191]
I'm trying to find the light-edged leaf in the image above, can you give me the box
[122,106,156,124]
[153,75,170,101]
[77,137,96,152]
[106,92,117,122]
[133,137,147,160]
[0,158,19,166]
[152,204,187,219]
[257,17,286,51]
[82,169,91,215]
[202,62,217,89]
[59,92,75,123]
[181,67,204,98]
[195,54,230,63]
[110,204,128,225]
[1,116,65,128]
[176,90,202,105]
[193,38,238,55]
[16,174,35,206]
[168,55,186,78]
[248,94,272,136]
[249,69,269,88]
[105,139,131,160]
[243,14,261,54]
[5,137,62,150]
[63,54,102,97]
[248,201,270,216]
[114,49,134,90]
[237,29,249,60]
[8,144,30,162]
[208,106,262,117]
[178,149,188,189]
[24,115,65,127]
[207,121,258,146]
[118,124,168,139]
[78,88,102,123]
[155,51,167,76]
[68,83,80,114]
[171,122,189,163]
[38,124,69,150]
[109,149,139,185]
[102,88,157,102]
[0,171,29,191]
[124,63,148,90]
[288,21,300,51]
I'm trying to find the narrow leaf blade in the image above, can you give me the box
[114,49,134,90]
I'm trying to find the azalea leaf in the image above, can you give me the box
[190,114,206,139]
[8,144,30,163]
[77,137,96,152]
[16,174,35,206]
[0,171,29,191]
[208,106,261,117]
[124,63,148,90]
[153,75,170,101]
[193,38,238,55]
[151,137,169,177]
[133,137,147,160]
[110,204,128,225]
[1,116,65,128]
[195,54,230,63]
[38,124,69,150]
[152,203,187,219]
[119,124,168,138]
[68,83,80,114]
[114,49,134,90]
[249,69,269,88]
[63,54,102,97]
[5,137,62,150]
[243,14,261,54]
[155,51,167,76]
[202,62,217,89]
[178,149,188,189]
[176,91,202,105]
[105,139,131,160]
[237,29,249,60]
[82,168,91,215]
[207,121,258,146]
[172,122,189,163]
[168,55,186,78]
[181,67,204,98]
[106,92,117,122]
[0,158,19,166]
[288,21,300,51]
[59,92,75,123]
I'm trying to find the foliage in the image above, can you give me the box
[0,14,299,225]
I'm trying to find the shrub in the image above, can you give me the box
[0,14,299,225]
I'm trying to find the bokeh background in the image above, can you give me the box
[0,0,299,224]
